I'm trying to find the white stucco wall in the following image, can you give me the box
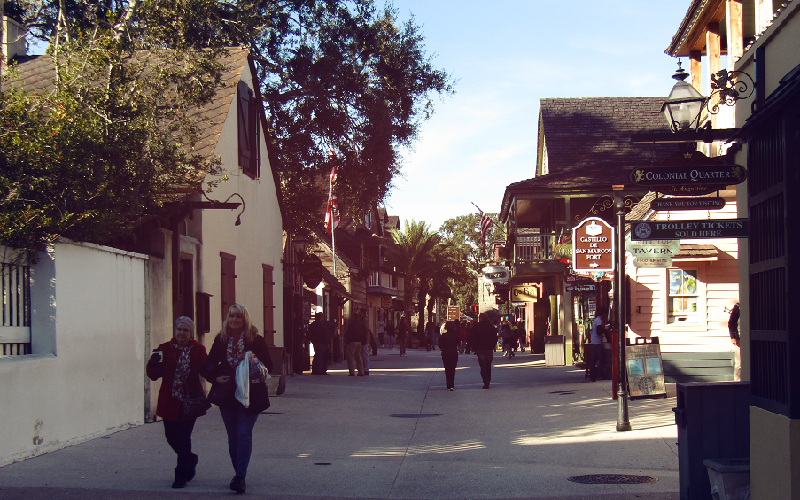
[0,242,147,466]
[198,61,284,345]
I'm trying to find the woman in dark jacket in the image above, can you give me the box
[203,303,273,494]
[440,321,460,391]
[146,316,208,489]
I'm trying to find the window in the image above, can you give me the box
[221,253,236,321]
[667,268,698,324]
[237,81,260,179]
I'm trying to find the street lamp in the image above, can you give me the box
[662,62,706,133]
[292,235,308,257]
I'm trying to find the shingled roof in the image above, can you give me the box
[501,97,682,218]
[11,48,251,161]
[538,97,676,175]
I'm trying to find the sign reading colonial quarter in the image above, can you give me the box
[650,197,726,211]
[572,217,615,272]
[631,219,748,240]
[630,151,747,196]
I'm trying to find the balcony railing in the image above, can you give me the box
[368,270,381,287]
[514,234,562,263]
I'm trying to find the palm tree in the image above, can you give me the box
[383,220,444,334]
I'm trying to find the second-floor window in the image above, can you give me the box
[668,268,698,324]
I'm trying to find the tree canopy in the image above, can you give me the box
[438,212,505,318]
[1,1,226,255]
[4,0,455,253]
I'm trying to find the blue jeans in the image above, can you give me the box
[219,405,259,477]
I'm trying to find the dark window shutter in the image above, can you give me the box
[263,264,275,345]
[237,81,252,172]
[221,253,237,321]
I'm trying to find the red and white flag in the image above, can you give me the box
[325,164,339,234]
[325,196,339,234]
[480,213,493,245]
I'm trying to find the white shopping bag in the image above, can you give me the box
[235,351,252,408]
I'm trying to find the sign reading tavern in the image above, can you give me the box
[632,219,749,240]
[572,218,615,272]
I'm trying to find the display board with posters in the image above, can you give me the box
[625,337,666,398]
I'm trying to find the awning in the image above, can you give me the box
[673,244,718,262]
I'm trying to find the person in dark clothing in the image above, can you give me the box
[425,321,436,351]
[440,321,460,390]
[203,304,273,494]
[397,316,408,356]
[146,316,208,489]
[472,313,499,388]
[345,312,367,376]
[308,312,331,375]
[728,302,741,381]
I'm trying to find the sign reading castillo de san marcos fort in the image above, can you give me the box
[572,218,615,272]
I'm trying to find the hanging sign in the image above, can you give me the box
[630,151,747,195]
[566,283,596,292]
[511,283,540,302]
[482,265,509,284]
[633,257,673,268]
[572,217,615,272]
[626,239,680,268]
[631,219,748,240]
[381,295,393,309]
[650,197,726,211]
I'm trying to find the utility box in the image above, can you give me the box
[672,382,750,500]
[544,335,565,366]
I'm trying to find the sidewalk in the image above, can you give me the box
[0,348,679,500]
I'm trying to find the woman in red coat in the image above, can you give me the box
[146,316,208,489]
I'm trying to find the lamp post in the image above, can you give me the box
[613,187,632,432]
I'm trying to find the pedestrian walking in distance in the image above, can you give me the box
[203,304,273,494]
[146,316,208,489]
[308,312,331,375]
[397,316,409,356]
[587,306,608,382]
[440,321,460,390]
[473,313,499,389]
[345,311,367,376]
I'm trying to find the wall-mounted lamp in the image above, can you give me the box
[221,193,246,226]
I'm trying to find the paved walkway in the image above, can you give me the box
[0,347,679,500]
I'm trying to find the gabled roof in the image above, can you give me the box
[502,97,681,218]
[538,97,675,175]
[10,48,287,227]
[12,48,251,160]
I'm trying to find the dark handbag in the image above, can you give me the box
[246,381,270,415]
[181,392,211,417]
[207,380,236,406]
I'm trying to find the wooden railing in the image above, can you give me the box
[514,233,562,263]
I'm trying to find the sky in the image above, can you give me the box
[384,0,694,231]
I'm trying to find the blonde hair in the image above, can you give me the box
[220,303,258,343]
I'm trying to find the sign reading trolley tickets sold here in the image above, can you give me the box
[572,217,615,272]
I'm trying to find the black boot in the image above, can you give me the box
[186,453,198,482]
[230,475,246,493]
[172,467,187,489]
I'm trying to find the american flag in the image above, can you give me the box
[480,213,493,245]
